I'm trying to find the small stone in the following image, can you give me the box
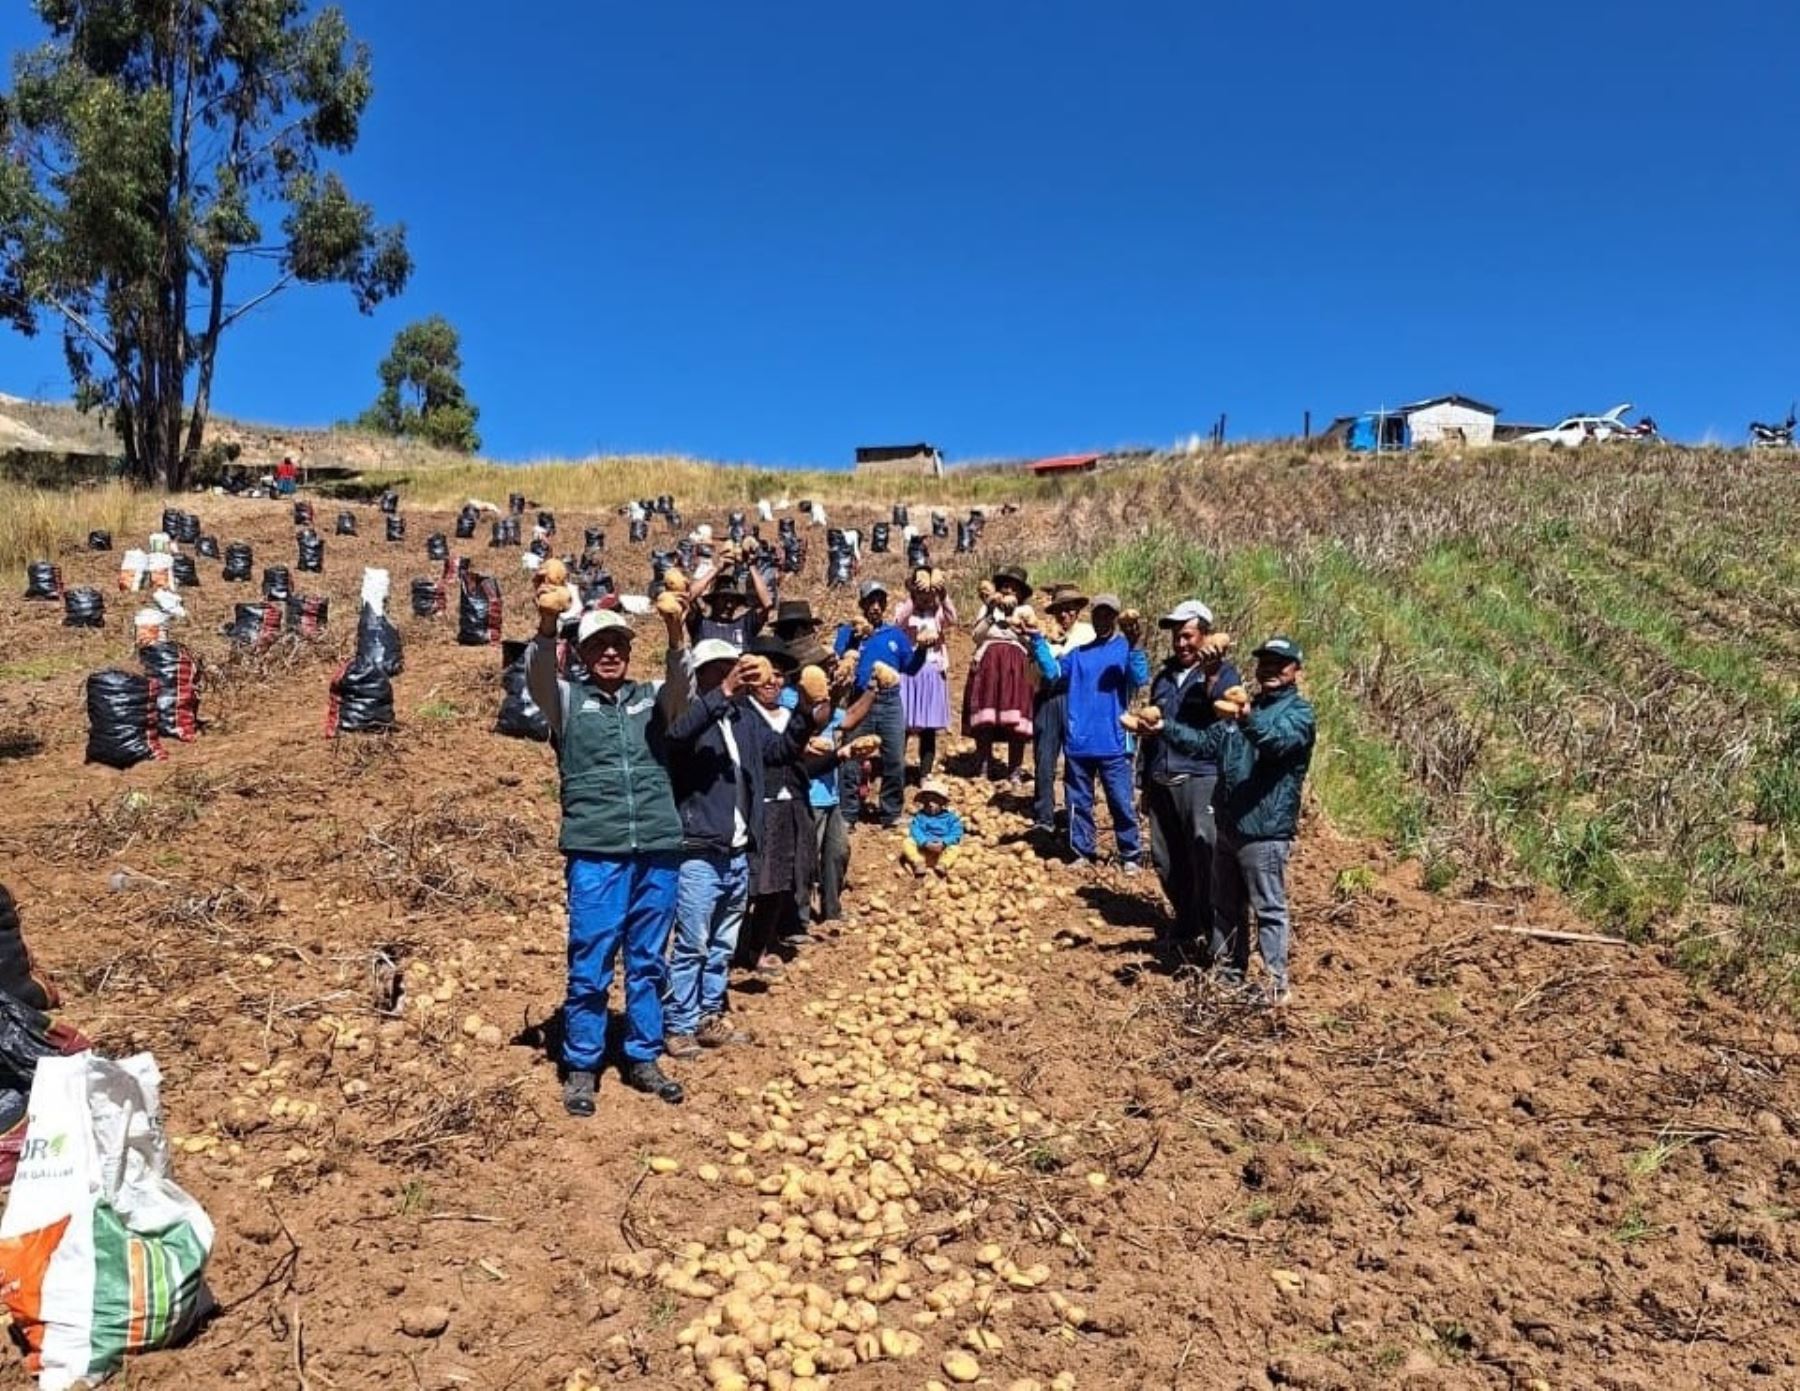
[399,1304,450,1338]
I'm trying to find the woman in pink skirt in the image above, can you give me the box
[892,567,957,781]
[962,564,1034,782]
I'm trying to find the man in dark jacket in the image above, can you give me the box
[663,639,817,1056]
[527,592,693,1115]
[1150,635,1315,1004]
[1141,600,1240,954]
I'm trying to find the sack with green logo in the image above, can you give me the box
[0,1053,214,1389]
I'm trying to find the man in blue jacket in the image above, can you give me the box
[1147,635,1315,1005]
[1028,594,1150,871]
[1142,600,1240,954]
[526,593,693,1116]
[663,639,818,1057]
[833,579,930,828]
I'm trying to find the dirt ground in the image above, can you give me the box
[0,491,1794,1390]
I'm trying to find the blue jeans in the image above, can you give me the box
[1032,690,1067,829]
[841,687,906,827]
[665,851,750,1035]
[564,852,679,1070]
[1211,832,1294,989]
[1066,753,1142,863]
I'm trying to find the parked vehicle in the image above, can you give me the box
[1749,406,1796,449]
[1518,403,1657,448]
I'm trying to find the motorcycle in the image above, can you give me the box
[1749,406,1796,448]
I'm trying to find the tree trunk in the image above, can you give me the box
[183,259,226,471]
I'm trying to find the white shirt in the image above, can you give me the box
[751,703,795,800]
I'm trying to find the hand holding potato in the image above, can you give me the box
[536,557,569,589]
[871,661,900,689]
[535,583,573,616]
[798,664,831,704]
[1011,603,1038,634]
[1118,607,1143,644]
[662,566,689,595]
[654,590,686,619]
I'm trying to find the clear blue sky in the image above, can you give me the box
[2,1,1796,464]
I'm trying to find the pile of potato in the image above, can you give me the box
[592,779,1092,1390]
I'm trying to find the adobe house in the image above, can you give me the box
[854,443,944,479]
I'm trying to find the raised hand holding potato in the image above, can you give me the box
[798,664,831,704]
[872,661,900,689]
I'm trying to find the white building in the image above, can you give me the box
[1395,395,1499,447]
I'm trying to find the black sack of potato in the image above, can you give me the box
[23,563,61,600]
[62,588,105,628]
[495,639,550,742]
[138,641,201,742]
[84,669,164,768]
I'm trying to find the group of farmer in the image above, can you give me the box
[530,543,1314,1119]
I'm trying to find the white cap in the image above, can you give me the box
[691,637,741,669]
[576,609,633,645]
[1159,599,1215,630]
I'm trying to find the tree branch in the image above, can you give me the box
[218,271,297,332]
[44,293,120,365]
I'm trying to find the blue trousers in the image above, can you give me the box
[665,851,750,1036]
[563,852,679,1070]
[1066,753,1142,863]
[841,687,906,827]
[1032,689,1068,829]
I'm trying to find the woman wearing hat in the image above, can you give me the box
[962,564,1034,783]
[739,639,815,975]
[891,566,958,782]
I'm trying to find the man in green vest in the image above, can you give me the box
[527,586,693,1115]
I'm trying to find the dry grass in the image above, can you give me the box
[0,479,148,578]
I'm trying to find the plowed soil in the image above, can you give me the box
[0,491,1794,1391]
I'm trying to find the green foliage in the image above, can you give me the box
[0,0,411,487]
[358,316,481,454]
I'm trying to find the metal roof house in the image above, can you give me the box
[1325,395,1501,452]
[853,443,944,479]
[1029,452,1101,476]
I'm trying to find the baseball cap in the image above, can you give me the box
[1091,592,1122,614]
[690,637,741,669]
[859,578,888,600]
[1252,635,1304,666]
[576,609,633,646]
[1158,599,1216,630]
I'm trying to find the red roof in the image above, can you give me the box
[1029,453,1102,475]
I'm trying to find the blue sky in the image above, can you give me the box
[1,1,1796,464]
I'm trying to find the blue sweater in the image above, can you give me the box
[834,621,923,692]
[1030,632,1151,760]
[909,808,965,848]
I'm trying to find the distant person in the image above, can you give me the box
[962,565,1035,783]
[1027,594,1149,871]
[274,456,298,496]
[1029,584,1095,836]
[891,567,956,781]
[685,559,772,650]
[1141,601,1239,953]
[1149,636,1316,1006]
[525,586,693,1116]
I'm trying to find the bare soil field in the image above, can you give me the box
[0,489,1794,1390]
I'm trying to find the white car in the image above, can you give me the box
[1518,403,1657,448]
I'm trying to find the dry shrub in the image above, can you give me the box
[357,797,545,910]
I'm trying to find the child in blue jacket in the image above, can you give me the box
[902,779,965,877]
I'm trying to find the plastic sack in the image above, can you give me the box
[62,589,104,629]
[158,507,184,538]
[0,888,63,1015]
[507,492,526,516]
[220,602,282,650]
[86,531,112,552]
[727,511,747,543]
[495,640,549,741]
[260,566,291,602]
[955,520,974,554]
[410,577,444,617]
[132,609,169,649]
[168,554,197,589]
[628,518,648,544]
[335,511,357,536]
[454,507,478,540]
[0,992,88,1183]
[383,514,405,543]
[931,511,949,538]
[355,593,404,679]
[117,549,147,591]
[583,526,604,552]
[825,547,854,589]
[291,500,314,527]
[906,536,930,571]
[536,511,556,535]
[220,543,252,582]
[296,531,325,572]
[892,504,909,527]
[870,523,890,554]
[0,1052,214,1390]
[285,595,330,639]
[425,533,448,562]
[457,572,503,647]
[24,563,62,601]
[195,535,219,560]
[325,607,399,736]
[83,670,163,769]
[138,642,201,742]
[379,490,400,515]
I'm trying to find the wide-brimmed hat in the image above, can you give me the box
[990,565,1030,597]
[749,635,799,675]
[916,778,951,802]
[774,599,817,629]
[787,639,834,670]
[1045,584,1088,612]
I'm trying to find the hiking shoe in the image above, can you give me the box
[697,1015,753,1048]
[562,1070,597,1118]
[621,1060,684,1104]
[664,1033,701,1061]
